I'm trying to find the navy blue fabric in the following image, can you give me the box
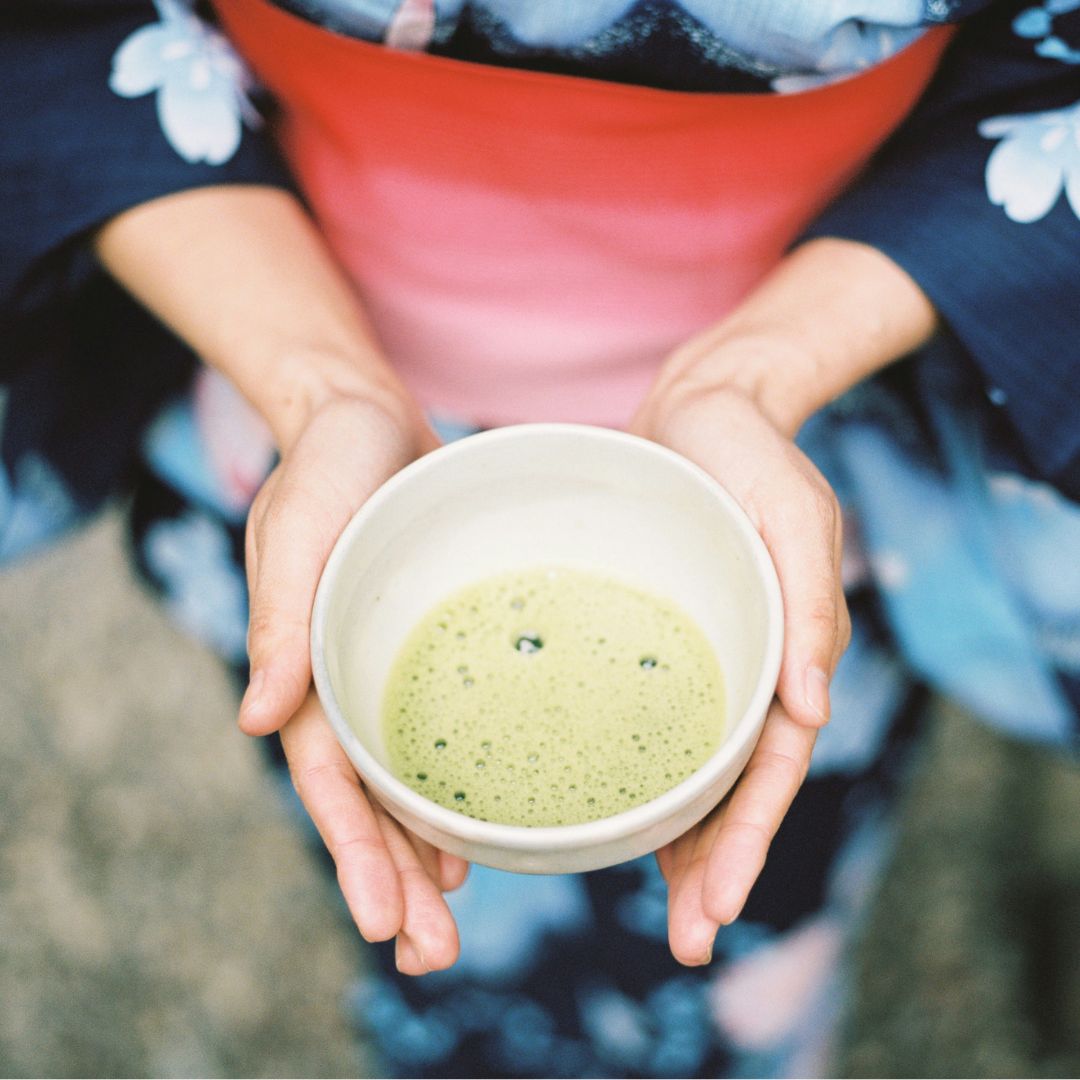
[805,3,1080,497]
[1,1,290,518]
[1,8,1077,1073]
[2,2,290,308]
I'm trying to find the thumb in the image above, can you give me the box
[238,398,436,735]
[763,488,849,729]
[239,471,337,736]
[240,610,313,737]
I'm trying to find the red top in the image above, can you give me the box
[216,0,951,427]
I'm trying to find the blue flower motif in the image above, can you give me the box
[109,0,259,165]
[980,101,1080,223]
[0,450,78,562]
[347,976,459,1066]
[577,983,652,1070]
[808,620,910,776]
[577,976,714,1077]
[144,511,249,661]
[438,864,591,981]
[613,857,670,940]
[1013,1,1080,62]
[495,1000,560,1072]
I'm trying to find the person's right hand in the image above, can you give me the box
[238,395,469,975]
[92,186,472,973]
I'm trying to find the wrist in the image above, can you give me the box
[93,185,429,453]
[250,345,427,455]
[649,330,821,438]
[648,238,937,437]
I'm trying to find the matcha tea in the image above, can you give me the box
[381,567,725,826]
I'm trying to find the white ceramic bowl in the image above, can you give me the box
[311,423,783,874]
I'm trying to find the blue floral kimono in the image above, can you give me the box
[3,2,1079,1076]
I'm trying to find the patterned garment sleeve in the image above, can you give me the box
[805,0,1080,497]
[0,0,291,311]
[0,1,293,528]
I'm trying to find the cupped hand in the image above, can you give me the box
[283,690,467,974]
[631,380,851,965]
[237,395,468,973]
[239,395,435,731]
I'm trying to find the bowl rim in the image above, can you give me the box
[310,422,784,853]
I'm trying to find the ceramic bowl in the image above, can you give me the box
[311,423,783,873]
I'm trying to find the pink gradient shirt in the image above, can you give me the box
[219,0,949,428]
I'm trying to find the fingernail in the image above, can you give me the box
[805,666,830,724]
[700,940,714,966]
[241,669,265,720]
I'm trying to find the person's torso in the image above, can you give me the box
[219,0,956,425]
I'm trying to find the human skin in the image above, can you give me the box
[629,239,936,962]
[95,184,935,972]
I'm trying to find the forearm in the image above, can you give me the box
[650,237,938,436]
[94,185,422,452]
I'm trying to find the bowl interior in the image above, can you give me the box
[318,426,776,800]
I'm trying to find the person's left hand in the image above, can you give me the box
[628,238,941,964]
[92,185,476,973]
[655,701,816,964]
[630,366,850,966]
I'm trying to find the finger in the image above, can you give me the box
[239,466,339,735]
[395,932,427,975]
[377,814,469,893]
[408,831,446,886]
[438,850,470,892]
[662,821,700,893]
[242,482,362,739]
[280,692,405,942]
[372,804,461,975]
[829,509,852,671]
[835,567,853,663]
[757,468,845,729]
[666,810,726,966]
[700,701,816,926]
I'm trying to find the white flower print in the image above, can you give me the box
[771,24,923,94]
[109,0,259,165]
[385,0,437,50]
[979,101,1080,223]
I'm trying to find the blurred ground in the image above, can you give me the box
[839,701,1080,1078]
[1,508,1078,1078]
[0,510,365,1078]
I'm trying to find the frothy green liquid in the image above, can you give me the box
[381,567,725,826]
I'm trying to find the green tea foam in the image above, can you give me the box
[381,567,725,826]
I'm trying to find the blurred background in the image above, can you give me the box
[2,506,1079,1078]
